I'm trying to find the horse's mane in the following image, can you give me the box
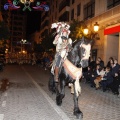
[72,37,92,47]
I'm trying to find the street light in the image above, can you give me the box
[20,39,27,52]
[83,22,100,40]
[94,22,99,32]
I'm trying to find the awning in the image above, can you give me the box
[104,25,120,35]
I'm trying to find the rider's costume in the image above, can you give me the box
[51,22,72,82]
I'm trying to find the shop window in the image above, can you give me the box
[107,0,120,9]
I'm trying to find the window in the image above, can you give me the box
[72,0,75,4]
[107,0,120,9]
[59,11,69,22]
[77,3,81,16]
[59,0,70,12]
[71,9,74,20]
[56,0,57,8]
[84,0,95,20]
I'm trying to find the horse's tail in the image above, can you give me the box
[48,74,56,93]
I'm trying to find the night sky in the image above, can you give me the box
[26,11,41,36]
[26,0,49,36]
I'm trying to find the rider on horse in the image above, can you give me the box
[51,22,72,83]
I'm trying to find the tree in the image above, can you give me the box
[41,32,55,51]
[69,20,85,40]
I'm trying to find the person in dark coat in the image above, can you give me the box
[101,67,113,92]
[110,71,120,96]
[90,65,101,87]
[89,57,96,71]
[83,66,93,83]
[97,57,104,69]
[106,57,114,69]
[111,59,119,76]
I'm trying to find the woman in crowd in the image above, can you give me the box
[106,57,114,69]
[90,64,101,87]
[97,57,104,68]
[101,67,113,92]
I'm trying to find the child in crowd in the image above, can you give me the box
[94,67,105,90]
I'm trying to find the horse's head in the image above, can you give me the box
[78,37,92,68]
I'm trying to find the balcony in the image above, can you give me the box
[59,0,70,12]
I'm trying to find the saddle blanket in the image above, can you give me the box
[63,59,82,80]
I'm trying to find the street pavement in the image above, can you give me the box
[0,64,120,120]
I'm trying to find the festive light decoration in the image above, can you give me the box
[4,0,49,11]
[4,0,20,10]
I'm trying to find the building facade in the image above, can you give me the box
[40,0,120,65]
[0,0,27,53]
[10,12,27,52]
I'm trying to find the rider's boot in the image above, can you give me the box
[54,66,59,83]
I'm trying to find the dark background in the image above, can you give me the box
[26,0,49,36]
[26,11,41,36]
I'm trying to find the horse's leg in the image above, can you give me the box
[56,79,65,106]
[60,79,66,98]
[73,80,83,119]
[48,74,56,93]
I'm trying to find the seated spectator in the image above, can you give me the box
[83,66,93,83]
[101,67,113,92]
[106,57,114,69]
[90,65,101,87]
[97,57,104,68]
[94,67,105,90]
[111,59,119,76]
[110,71,120,97]
[94,59,100,70]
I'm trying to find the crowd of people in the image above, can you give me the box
[83,57,120,97]
[4,52,54,68]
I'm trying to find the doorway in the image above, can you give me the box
[105,33,119,64]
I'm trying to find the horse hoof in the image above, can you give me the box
[76,113,83,120]
[56,99,62,106]
[74,111,83,119]
[56,94,62,106]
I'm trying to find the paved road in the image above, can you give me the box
[0,65,120,120]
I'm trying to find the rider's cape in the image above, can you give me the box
[63,59,82,80]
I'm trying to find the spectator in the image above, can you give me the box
[83,66,93,83]
[89,57,96,71]
[94,67,105,90]
[111,59,119,76]
[110,71,120,97]
[101,67,113,92]
[97,57,104,68]
[90,65,101,87]
[106,57,114,68]
[94,59,100,69]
